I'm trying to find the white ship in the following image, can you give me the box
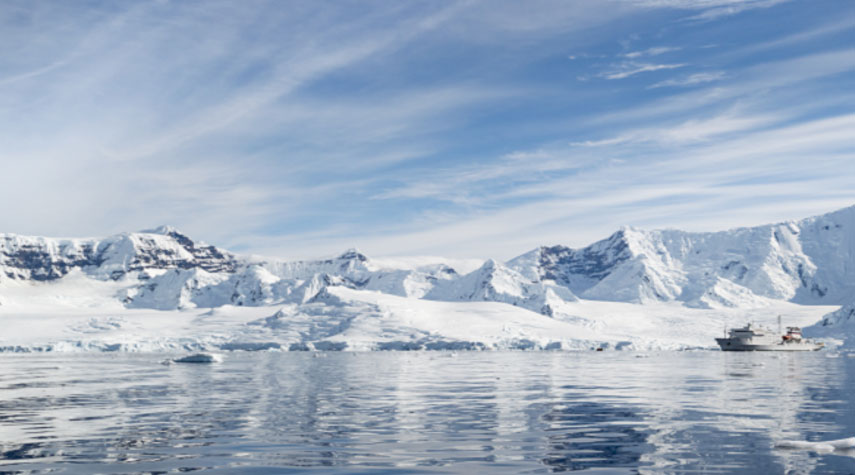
[716,319,824,351]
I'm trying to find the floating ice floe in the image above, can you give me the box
[776,437,855,452]
[172,353,222,364]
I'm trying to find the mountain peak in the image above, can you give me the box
[480,258,500,270]
[141,225,181,236]
[337,248,368,262]
[141,225,196,247]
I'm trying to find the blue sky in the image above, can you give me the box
[1,0,853,259]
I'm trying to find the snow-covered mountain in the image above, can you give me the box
[507,206,855,309]
[0,226,460,309]
[426,259,578,317]
[0,225,237,282]
[804,299,855,348]
[1,205,854,351]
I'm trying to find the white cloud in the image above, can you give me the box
[624,0,792,21]
[570,136,633,147]
[648,71,726,88]
[623,46,681,58]
[0,0,850,261]
[736,18,855,56]
[362,114,855,258]
[685,0,791,21]
[0,1,485,240]
[602,62,687,79]
[586,112,780,146]
[592,49,855,125]
[0,60,70,87]
[356,104,854,258]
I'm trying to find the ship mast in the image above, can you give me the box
[778,315,782,335]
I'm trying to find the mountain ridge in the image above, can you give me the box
[2,205,854,310]
[2,205,854,350]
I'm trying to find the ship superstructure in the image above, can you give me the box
[716,321,823,351]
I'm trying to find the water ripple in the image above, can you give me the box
[0,352,853,473]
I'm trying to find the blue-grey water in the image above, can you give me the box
[1,351,854,474]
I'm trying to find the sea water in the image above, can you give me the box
[1,351,854,473]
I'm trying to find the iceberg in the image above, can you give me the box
[173,353,223,364]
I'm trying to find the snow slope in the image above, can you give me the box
[0,279,833,353]
[1,205,854,351]
[507,206,855,309]
[426,259,578,317]
[804,300,855,349]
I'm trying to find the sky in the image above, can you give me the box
[0,0,853,260]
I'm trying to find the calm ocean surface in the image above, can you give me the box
[1,351,854,474]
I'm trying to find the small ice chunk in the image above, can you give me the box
[776,441,835,452]
[776,437,855,451]
[827,437,855,449]
[173,353,222,364]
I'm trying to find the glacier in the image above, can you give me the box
[1,206,854,352]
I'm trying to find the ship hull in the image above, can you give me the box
[715,338,824,351]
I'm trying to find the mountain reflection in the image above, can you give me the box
[539,401,652,471]
[0,352,853,473]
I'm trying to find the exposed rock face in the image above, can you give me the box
[0,237,100,281]
[0,226,237,282]
[537,230,632,285]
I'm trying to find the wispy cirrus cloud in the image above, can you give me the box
[355,24,855,258]
[570,111,778,147]
[600,62,687,79]
[351,112,855,258]
[623,46,681,58]
[625,0,793,21]
[734,17,855,56]
[684,0,792,21]
[648,71,727,88]
[0,0,851,260]
[590,49,855,126]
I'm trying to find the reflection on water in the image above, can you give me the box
[1,351,854,473]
